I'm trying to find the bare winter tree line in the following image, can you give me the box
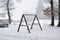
[0,0,60,27]
[43,0,60,27]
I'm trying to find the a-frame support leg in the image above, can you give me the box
[17,14,30,33]
[30,15,42,30]
[17,15,23,32]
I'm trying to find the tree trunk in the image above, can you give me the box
[50,0,54,26]
[57,0,60,27]
[7,0,11,24]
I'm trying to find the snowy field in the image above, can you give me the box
[0,0,59,40]
[0,19,60,40]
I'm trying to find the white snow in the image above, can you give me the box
[0,20,60,40]
[0,0,60,40]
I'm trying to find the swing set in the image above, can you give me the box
[17,14,42,33]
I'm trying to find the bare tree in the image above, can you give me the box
[50,0,54,26]
[43,0,54,26]
[0,0,14,24]
[43,0,59,26]
[43,0,58,16]
[57,0,60,27]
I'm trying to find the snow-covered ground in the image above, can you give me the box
[0,19,60,40]
[0,0,59,40]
